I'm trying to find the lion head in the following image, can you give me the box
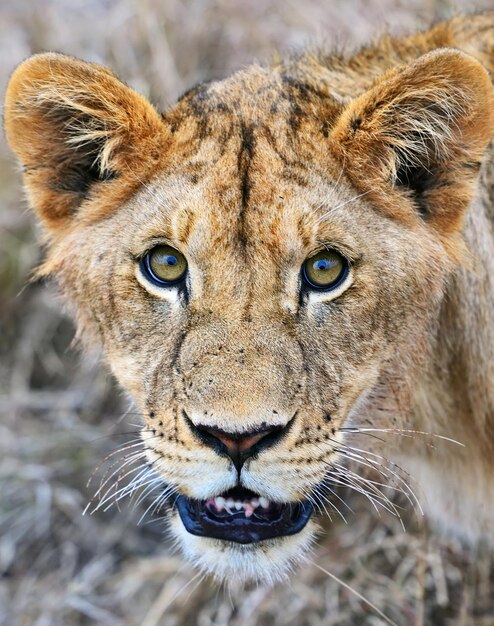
[4,46,494,583]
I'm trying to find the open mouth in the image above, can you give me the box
[175,486,313,544]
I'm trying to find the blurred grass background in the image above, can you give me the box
[1,1,494,624]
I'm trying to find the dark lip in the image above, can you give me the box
[175,486,313,544]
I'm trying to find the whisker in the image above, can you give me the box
[92,449,148,498]
[339,426,465,447]
[87,430,144,444]
[129,457,167,507]
[133,482,166,518]
[315,190,372,224]
[311,440,415,526]
[86,442,143,488]
[310,561,399,626]
[138,484,178,525]
[331,462,409,508]
[312,485,349,524]
[101,470,161,513]
[140,570,206,626]
[151,487,177,516]
[89,453,164,513]
[332,441,424,516]
[124,166,176,218]
[303,487,334,522]
[318,435,424,516]
[90,463,152,513]
[329,464,406,529]
[86,433,162,489]
[133,476,168,511]
[335,448,422,519]
[312,162,346,212]
[325,470,400,522]
[84,453,147,514]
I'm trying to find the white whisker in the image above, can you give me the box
[315,190,372,224]
[310,561,399,626]
[340,427,465,447]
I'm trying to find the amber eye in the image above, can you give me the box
[141,245,188,286]
[302,249,349,290]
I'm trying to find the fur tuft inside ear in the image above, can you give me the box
[4,53,167,230]
[330,49,494,234]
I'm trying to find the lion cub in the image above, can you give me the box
[5,13,494,583]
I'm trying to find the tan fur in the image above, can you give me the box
[4,13,494,583]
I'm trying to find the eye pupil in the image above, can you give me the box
[141,245,187,286]
[313,259,333,271]
[303,250,348,290]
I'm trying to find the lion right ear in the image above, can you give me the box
[330,49,494,238]
[4,53,167,231]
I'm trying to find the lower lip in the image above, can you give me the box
[175,494,313,544]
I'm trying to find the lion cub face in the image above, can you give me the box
[5,50,494,583]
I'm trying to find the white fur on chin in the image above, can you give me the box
[168,511,320,587]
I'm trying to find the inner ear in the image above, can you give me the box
[47,108,120,197]
[394,154,439,218]
[4,53,167,230]
[330,49,494,234]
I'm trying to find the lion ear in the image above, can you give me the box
[330,49,494,235]
[4,53,166,231]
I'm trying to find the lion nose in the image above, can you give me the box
[187,418,288,472]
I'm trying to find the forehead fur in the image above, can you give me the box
[170,63,343,132]
[161,63,345,202]
[133,65,350,272]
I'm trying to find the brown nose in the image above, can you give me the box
[189,419,287,472]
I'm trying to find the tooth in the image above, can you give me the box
[259,497,269,509]
[226,498,235,509]
[251,499,259,508]
[234,501,242,510]
[214,497,225,511]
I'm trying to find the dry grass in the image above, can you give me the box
[1,1,494,625]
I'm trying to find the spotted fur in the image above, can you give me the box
[4,13,494,583]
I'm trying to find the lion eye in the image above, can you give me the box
[141,245,188,285]
[302,249,348,290]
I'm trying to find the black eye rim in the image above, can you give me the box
[140,246,188,287]
[301,250,350,291]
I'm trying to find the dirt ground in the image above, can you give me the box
[1,1,494,624]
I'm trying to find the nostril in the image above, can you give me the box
[182,410,292,472]
[199,424,286,472]
[201,425,282,454]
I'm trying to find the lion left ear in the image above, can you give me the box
[330,49,494,235]
[4,53,167,232]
